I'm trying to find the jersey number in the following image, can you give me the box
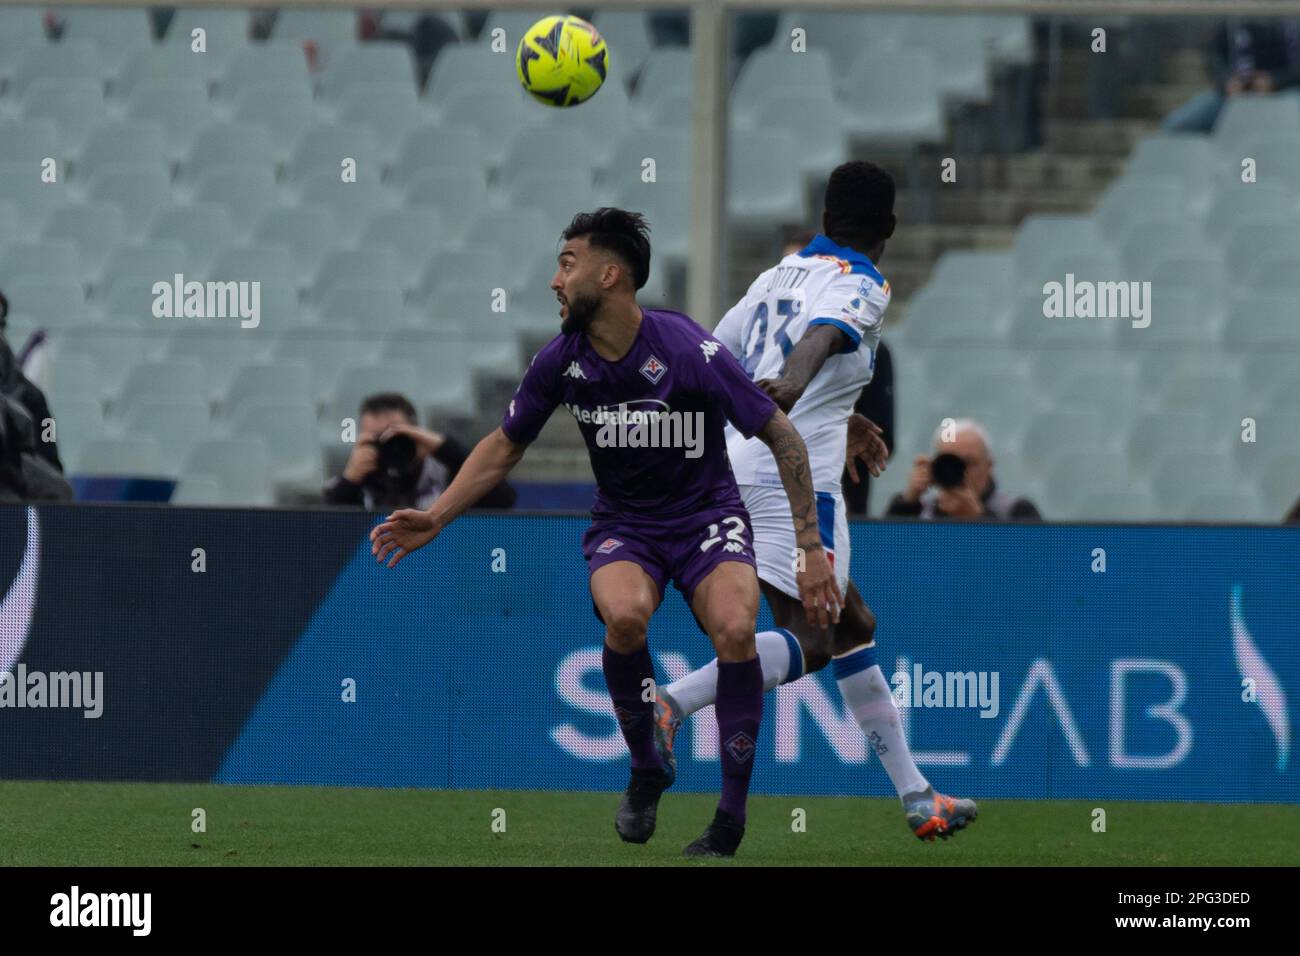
[741,298,799,378]
[700,516,747,553]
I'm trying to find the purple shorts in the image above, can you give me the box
[582,504,758,614]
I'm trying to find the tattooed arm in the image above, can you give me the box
[756,408,843,627]
[757,409,821,552]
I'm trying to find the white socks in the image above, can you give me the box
[662,629,802,717]
[663,635,933,803]
[833,644,930,801]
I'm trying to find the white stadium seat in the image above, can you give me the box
[193,165,279,236]
[22,77,107,154]
[74,436,167,477]
[85,164,172,232]
[181,437,275,506]
[114,400,212,472]
[253,208,339,289]
[319,42,418,99]
[230,84,318,162]
[217,44,312,101]
[149,204,236,274]
[225,401,323,492]
[182,122,276,183]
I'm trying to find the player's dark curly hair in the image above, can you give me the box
[562,207,652,290]
[822,161,896,253]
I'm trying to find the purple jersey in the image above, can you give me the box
[501,308,778,519]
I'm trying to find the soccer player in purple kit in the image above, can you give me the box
[371,208,841,857]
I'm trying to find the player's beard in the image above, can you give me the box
[560,291,601,335]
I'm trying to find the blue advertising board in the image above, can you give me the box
[1,505,1296,802]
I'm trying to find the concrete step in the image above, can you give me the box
[897,185,1099,227]
[1045,117,1159,155]
[1043,82,1204,121]
[977,152,1127,191]
[1164,48,1212,85]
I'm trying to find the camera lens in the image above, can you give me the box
[931,453,967,489]
[377,434,418,477]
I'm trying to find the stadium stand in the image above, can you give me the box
[0,8,1293,520]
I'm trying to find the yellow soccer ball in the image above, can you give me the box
[516,14,609,107]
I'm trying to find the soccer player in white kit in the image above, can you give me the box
[656,162,977,841]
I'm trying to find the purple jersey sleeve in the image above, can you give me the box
[501,345,562,444]
[695,335,777,439]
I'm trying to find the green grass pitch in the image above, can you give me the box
[1,782,1296,866]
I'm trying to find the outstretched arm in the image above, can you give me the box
[371,428,526,567]
[427,427,526,527]
[755,408,843,627]
[756,324,847,412]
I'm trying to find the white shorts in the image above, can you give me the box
[740,484,850,602]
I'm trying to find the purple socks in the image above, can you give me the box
[715,657,763,822]
[602,643,662,770]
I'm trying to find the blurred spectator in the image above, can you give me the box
[886,419,1040,520]
[779,226,816,259]
[0,291,62,472]
[845,340,894,516]
[1163,19,1300,132]
[648,11,778,67]
[368,9,459,90]
[462,9,596,41]
[323,392,516,511]
[0,291,71,501]
[780,226,895,516]
[1286,496,1300,524]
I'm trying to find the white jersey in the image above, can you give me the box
[713,234,890,494]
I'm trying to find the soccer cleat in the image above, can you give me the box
[653,695,682,779]
[682,808,745,858]
[614,766,673,844]
[904,789,978,842]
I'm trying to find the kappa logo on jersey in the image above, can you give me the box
[564,361,586,380]
[595,537,624,554]
[724,732,756,764]
[639,355,667,384]
[699,340,721,363]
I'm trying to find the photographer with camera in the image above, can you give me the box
[323,393,516,511]
[0,289,72,502]
[885,418,1040,520]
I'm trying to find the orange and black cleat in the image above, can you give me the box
[653,694,682,778]
[905,790,978,842]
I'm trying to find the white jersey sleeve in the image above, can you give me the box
[712,296,749,361]
[806,272,888,355]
